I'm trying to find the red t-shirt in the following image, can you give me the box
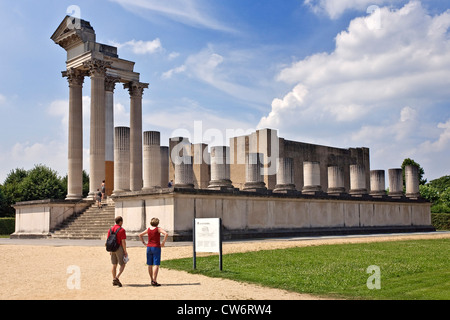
[147,227,161,248]
[108,224,126,246]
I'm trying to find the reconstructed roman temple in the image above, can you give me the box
[12,16,434,240]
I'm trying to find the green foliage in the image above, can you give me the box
[401,158,427,186]
[431,213,450,230]
[420,175,450,214]
[19,164,65,201]
[0,218,15,235]
[0,165,90,217]
[164,239,450,300]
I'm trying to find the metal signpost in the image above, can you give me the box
[193,218,223,271]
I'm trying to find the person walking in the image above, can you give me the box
[108,216,128,287]
[96,189,102,208]
[139,218,168,287]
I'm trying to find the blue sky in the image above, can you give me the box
[0,0,449,183]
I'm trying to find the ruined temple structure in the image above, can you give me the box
[11,17,434,240]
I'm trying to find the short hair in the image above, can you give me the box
[115,216,123,224]
[150,218,160,227]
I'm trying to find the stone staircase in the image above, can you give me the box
[51,201,115,240]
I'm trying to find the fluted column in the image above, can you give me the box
[104,76,119,197]
[405,165,420,199]
[124,81,149,191]
[243,153,266,191]
[63,68,85,200]
[274,158,295,193]
[370,170,387,197]
[388,168,403,198]
[208,146,233,190]
[160,146,169,188]
[174,156,194,189]
[327,166,345,196]
[84,59,110,199]
[113,127,130,195]
[143,131,161,189]
[349,164,367,196]
[302,161,322,195]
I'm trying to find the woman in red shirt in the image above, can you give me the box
[139,218,168,286]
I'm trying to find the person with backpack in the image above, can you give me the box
[106,216,128,287]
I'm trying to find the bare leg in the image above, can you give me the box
[116,264,126,279]
[112,264,117,279]
[153,266,160,283]
[148,265,153,282]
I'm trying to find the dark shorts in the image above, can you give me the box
[146,246,161,266]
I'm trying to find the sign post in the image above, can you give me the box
[193,218,223,271]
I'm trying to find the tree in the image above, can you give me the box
[1,165,66,217]
[19,164,65,201]
[401,158,427,186]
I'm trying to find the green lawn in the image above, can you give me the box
[162,239,450,300]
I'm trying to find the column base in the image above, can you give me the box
[174,183,194,189]
[243,182,266,192]
[65,194,83,201]
[349,189,368,197]
[208,180,234,190]
[327,187,346,196]
[273,184,296,193]
[302,185,322,195]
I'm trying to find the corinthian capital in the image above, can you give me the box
[83,59,112,78]
[105,76,120,92]
[124,81,149,97]
[62,68,87,87]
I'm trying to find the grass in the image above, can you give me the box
[162,239,450,300]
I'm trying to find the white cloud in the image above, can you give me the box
[0,94,6,105]
[109,0,236,33]
[259,1,450,179]
[162,65,186,80]
[111,38,163,55]
[304,0,405,19]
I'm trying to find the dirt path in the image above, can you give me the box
[1,232,448,300]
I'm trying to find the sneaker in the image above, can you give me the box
[151,281,161,287]
[113,278,122,287]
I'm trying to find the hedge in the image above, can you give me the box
[431,213,450,231]
[0,218,15,235]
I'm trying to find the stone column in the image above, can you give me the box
[143,131,161,189]
[302,161,322,195]
[243,153,266,191]
[208,146,233,190]
[327,166,345,196]
[274,158,296,193]
[84,59,110,199]
[124,81,149,191]
[349,164,367,196]
[104,76,119,197]
[174,156,194,189]
[160,146,169,188]
[405,165,420,199]
[63,68,85,200]
[388,168,403,198]
[113,127,130,195]
[370,170,387,197]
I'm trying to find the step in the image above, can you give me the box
[51,202,116,240]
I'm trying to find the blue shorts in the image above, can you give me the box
[146,246,161,266]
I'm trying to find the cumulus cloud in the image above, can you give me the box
[304,0,405,19]
[259,1,450,179]
[110,38,163,55]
